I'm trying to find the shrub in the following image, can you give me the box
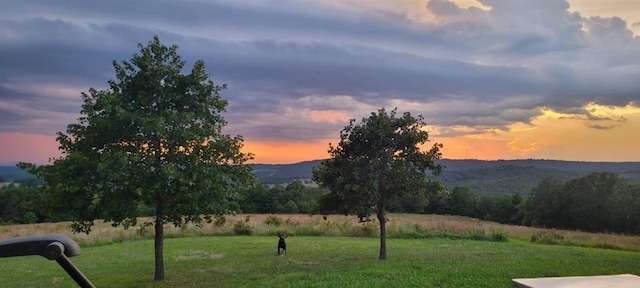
[490,229,509,242]
[284,217,300,226]
[214,215,226,227]
[531,230,564,244]
[264,215,283,226]
[22,212,38,224]
[316,220,349,236]
[137,222,154,236]
[356,222,378,237]
[465,228,486,241]
[233,216,253,235]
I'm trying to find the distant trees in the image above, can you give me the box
[608,182,640,233]
[522,172,640,234]
[444,186,480,218]
[312,108,443,260]
[5,163,640,239]
[237,181,323,214]
[480,193,523,225]
[521,177,567,228]
[19,36,254,281]
[566,172,617,232]
[0,185,25,224]
[0,185,37,224]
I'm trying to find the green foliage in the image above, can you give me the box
[21,212,37,224]
[263,214,283,226]
[434,164,587,196]
[354,222,378,237]
[18,36,254,281]
[531,230,565,245]
[490,229,509,242]
[0,184,46,224]
[237,182,326,214]
[284,217,300,226]
[445,186,480,217]
[474,192,524,225]
[282,200,299,213]
[233,215,253,235]
[214,215,226,227]
[566,172,618,231]
[522,172,640,234]
[312,108,443,259]
[251,159,640,196]
[522,177,566,227]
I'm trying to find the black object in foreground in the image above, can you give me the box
[0,234,95,288]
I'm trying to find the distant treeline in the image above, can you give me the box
[4,159,640,196]
[421,172,640,234]
[253,159,640,196]
[1,172,639,234]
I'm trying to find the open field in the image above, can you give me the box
[1,236,639,287]
[1,214,639,287]
[2,214,639,252]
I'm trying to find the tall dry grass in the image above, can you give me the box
[1,213,639,252]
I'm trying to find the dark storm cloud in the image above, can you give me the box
[1,0,639,141]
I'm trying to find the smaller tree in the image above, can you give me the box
[312,108,443,260]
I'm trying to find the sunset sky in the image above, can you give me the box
[1,0,639,165]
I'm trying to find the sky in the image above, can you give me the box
[1,0,639,165]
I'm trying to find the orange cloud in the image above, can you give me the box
[434,103,640,161]
[3,102,639,166]
[433,135,511,160]
[243,139,332,164]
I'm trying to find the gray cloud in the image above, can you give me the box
[584,115,627,130]
[1,0,639,143]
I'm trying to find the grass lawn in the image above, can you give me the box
[1,236,639,287]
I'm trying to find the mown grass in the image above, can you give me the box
[1,236,639,287]
[1,214,640,287]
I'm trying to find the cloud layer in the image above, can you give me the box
[1,0,639,155]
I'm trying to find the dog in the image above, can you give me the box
[277,234,288,255]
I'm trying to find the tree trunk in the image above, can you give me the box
[154,203,165,281]
[377,204,387,260]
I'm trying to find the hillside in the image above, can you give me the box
[3,159,640,196]
[252,159,640,196]
[0,165,33,182]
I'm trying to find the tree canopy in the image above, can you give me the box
[20,36,254,281]
[312,108,443,260]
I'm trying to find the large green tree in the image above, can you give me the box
[312,108,443,260]
[445,186,480,218]
[522,177,567,228]
[20,36,254,281]
[565,172,620,232]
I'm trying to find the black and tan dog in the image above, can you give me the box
[277,234,288,255]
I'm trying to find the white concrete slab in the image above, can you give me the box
[513,274,640,288]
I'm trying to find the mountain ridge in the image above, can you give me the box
[252,159,640,195]
[3,159,640,195]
